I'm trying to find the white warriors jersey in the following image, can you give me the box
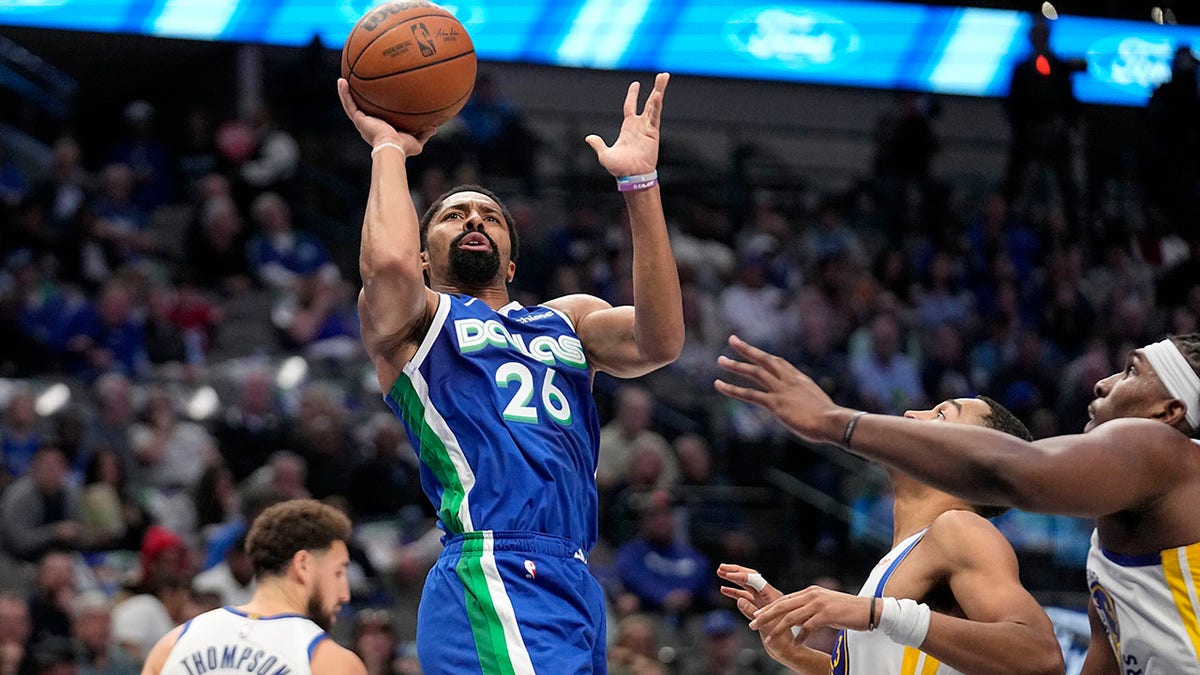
[1087,526,1200,674]
[160,606,327,675]
[831,528,965,675]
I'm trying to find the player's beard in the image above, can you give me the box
[447,231,502,288]
[306,586,333,631]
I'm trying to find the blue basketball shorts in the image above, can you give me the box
[416,531,607,675]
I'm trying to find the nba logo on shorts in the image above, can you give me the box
[411,23,436,56]
[524,560,537,579]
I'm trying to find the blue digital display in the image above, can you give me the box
[2,0,1199,107]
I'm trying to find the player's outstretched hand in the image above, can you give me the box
[751,586,872,645]
[714,335,844,444]
[337,78,433,155]
[586,72,668,178]
[717,563,783,620]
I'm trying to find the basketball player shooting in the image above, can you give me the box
[719,397,1063,675]
[715,333,1200,674]
[339,72,683,674]
[141,500,366,675]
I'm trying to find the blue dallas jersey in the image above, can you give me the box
[384,292,601,552]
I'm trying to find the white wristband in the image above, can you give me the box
[877,597,931,648]
[371,142,405,157]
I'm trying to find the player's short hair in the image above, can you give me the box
[972,396,1034,518]
[1169,333,1200,438]
[245,499,352,578]
[418,184,520,262]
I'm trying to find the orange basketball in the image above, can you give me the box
[342,1,477,134]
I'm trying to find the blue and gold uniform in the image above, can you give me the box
[384,293,604,674]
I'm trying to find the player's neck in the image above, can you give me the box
[238,578,307,617]
[433,281,511,309]
[890,473,967,545]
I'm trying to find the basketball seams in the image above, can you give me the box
[353,80,473,117]
[347,11,460,73]
[351,49,476,82]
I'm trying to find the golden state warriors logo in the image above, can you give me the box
[1089,579,1121,656]
[831,629,849,674]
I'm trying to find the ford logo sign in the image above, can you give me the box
[724,6,862,70]
[1086,34,1178,92]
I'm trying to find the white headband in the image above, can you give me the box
[1141,339,1200,431]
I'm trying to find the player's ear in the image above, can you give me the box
[420,250,430,271]
[292,549,312,582]
[505,260,516,283]
[1154,397,1190,432]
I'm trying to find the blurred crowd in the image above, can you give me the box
[1,29,1198,674]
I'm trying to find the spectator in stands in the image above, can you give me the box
[352,609,400,675]
[872,90,939,236]
[200,486,285,572]
[192,463,236,529]
[26,139,90,257]
[290,386,356,500]
[190,533,254,606]
[63,280,147,381]
[271,275,360,353]
[911,250,974,331]
[799,199,867,272]
[920,323,973,403]
[849,312,926,415]
[2,249,76,377]
[2,387,45,481]
[1146,46,1200,225]
[607,613,668,675]
[82,162,156,282]
[79,447,144,551]
[72,592,136,675]
[104,100,174,212]
[613,490,712,620]
[0,144,27,210]
[1004,17,1084,230]
[680,609,758,675]
[717,252,793,354]
[212,367,284,482]
[141,283,187,365]
[129,387,215,493]
[77,373,136,478]
[346,414,426,520]
[0,446,83,562]
[25,552,74,646]
[111,526,194,666]
[246,192,338,290]
[238,106,300,197]
[459,73,538,184]
[0,594,32,675]
[27,635,76,675]
[186,194,252,295]
[673,433,754,564]
[597,385,678,493]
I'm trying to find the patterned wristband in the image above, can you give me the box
[616,170,658,192]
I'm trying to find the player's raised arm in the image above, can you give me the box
[550,73,684,378]
[715,335,1190,518]
[338,78,434,377]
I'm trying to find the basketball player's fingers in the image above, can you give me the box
[645,73,669,125]
[713,379,769,406]
[716,355,772,388]
[623,81,640,118]
[728,334,787,378]
[584,134,609,157]
[716,563,757,582]
[336,78,358,115]
[735,597,759,622]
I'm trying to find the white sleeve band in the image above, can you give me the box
[745,573,768,592]
[877,597,931,648]
[371,142,405,157]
